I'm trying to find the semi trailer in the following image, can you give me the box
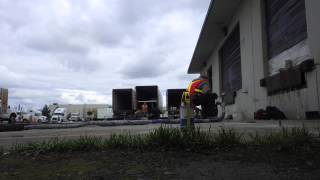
[135,85,163,119]
[112,89,136,119]
[166,89,185,119]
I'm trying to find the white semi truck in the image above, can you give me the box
[51,107,67,123]
[19,109,48,124]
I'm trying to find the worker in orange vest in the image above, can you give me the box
[141,102,148,117]
[186,74,218,119]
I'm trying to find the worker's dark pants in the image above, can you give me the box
[191,93,217,119]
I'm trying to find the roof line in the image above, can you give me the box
[188,0,215,74]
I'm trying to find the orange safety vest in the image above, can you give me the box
[187,78,209,96]
[142,103,148,113]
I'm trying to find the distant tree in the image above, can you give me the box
[42,104,51,119]
[87,111,93,116]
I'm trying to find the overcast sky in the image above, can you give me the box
[0,0,210,108]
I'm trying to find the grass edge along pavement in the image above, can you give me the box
[2,126,320,155]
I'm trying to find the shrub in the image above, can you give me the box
[214,128,243,146]
[248,127,313,150]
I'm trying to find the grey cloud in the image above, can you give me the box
[9,88,62,107]
[25,35,89,54]
[178,73,197,81]
[0,1,33,30]
[119,50,172,79]
[0,0,210,107]
[0,65,27,89]
[60,54,102,73]
[74,94,85,102]
[121,64,164,79]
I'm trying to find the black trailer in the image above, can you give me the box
[135,86,163,119]
[112,89,136,118]
[166,89,185,119]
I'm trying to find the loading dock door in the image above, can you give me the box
[207,66,213,91]
[220,24,242,103]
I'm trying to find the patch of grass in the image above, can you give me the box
[146,126,214,149]
[9,126,318,154]
[105,133,146,149]
[214,128,243,146]
[248,126,313,150]
[10,136,104,154]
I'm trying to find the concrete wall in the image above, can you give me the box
[204,0,267,120]
[203,0,320,120]
[305,0,320,113]
[268,0,320,119]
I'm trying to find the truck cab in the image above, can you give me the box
[51,108,66,123]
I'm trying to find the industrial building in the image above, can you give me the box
[49,104,111,120]
[188,0,320,120]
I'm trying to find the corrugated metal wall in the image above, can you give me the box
[265,0,307,59]
[220,24,242,102]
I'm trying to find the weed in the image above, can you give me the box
[214,128,243,146]
[106,133,146,149]
[8,126,318,154]
[11,142,30,153]
[248,127,313,151]
[146,126,183,148]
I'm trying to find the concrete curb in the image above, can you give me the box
[87,120,150,126]
[0,124,25,132]
[22,117,225,130]
[24,123,86,130]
